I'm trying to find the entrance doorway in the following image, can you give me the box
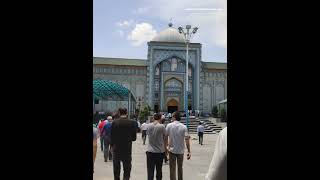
[167,99,178,113]
[168,106,178,113]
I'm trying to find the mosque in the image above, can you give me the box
[93,23,227,115]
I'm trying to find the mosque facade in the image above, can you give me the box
[93,24,227,115]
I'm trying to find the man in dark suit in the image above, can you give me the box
[111,108,137,180]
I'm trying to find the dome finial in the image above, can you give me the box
[168,18,173,27]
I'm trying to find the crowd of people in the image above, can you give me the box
[93,108,227,180]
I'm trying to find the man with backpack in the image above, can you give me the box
[98,119,107,151]
[102,116,113,162]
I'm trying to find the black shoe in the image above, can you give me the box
[104,159,107,162]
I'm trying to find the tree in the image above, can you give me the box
[220,108,226,121]
[212,106,218,117]
[139,106,150,122]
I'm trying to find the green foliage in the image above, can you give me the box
[139,106,151,122]
[212,106,218,117]
[220,108,226,121]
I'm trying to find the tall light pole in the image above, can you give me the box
[178,25,198,130]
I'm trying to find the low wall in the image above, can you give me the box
[208,117,227,129]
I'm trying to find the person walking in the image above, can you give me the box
[168,112,172,120]
[98,119,107,151]
[93,125,99,173]
[205,127,227,180]
[111,108,137,180]
[160,115,168,164]
[102,116,113,162]
[141,121,148,145]
[137,120,141,133]
[161,113,165,121]
[197,122,205,145]
[165,111,191,180]
[146,113,168,180]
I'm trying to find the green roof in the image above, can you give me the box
[202,62,227,70]
[93,80,135,101]
[93,57,147,66]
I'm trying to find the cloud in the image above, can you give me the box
[138,0,227,48]
[116,20,134,27]
[127,23,157,46]
[132,7,150,14]
[117,30,124,37]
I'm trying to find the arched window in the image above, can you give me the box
[188,65,192,77]
[171,58,177,71]
[165,79,182,91]
[177,59,185,72]
[155,65,160,75]
[162,61,170,71]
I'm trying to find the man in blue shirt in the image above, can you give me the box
[197,122,205,145]
[102,116,113,162]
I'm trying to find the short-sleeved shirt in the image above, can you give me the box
[93,127,99,140]
[166,121,189,154]
[98,120,107,134]
[141,123,148,131]
[103,121,112,138]
[205,127,227,180]
[197,125,205,133]
[147,122,166,153]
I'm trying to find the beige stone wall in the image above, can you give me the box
[201,69,227,114]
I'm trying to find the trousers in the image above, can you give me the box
[146,152,164,180]
[169,152,184,180]
[113,155,132,180]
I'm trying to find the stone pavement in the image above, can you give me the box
[93,133,219,180]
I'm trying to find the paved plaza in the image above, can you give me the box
[94,133,219,180]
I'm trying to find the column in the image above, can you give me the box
[213,79,216,106]
[211,83,213,110]
[195,49,200,110]
[128,92,131,119]
[160,72,164,111]
[148,50,153,108]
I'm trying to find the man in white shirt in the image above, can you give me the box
[205,127,227,180]
[141,121,149,145]
[197,122,205,145]
[93,126,99,173]
[166,111,191,180]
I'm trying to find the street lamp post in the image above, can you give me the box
[178,24,198,130]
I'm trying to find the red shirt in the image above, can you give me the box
[98,121,106,132]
